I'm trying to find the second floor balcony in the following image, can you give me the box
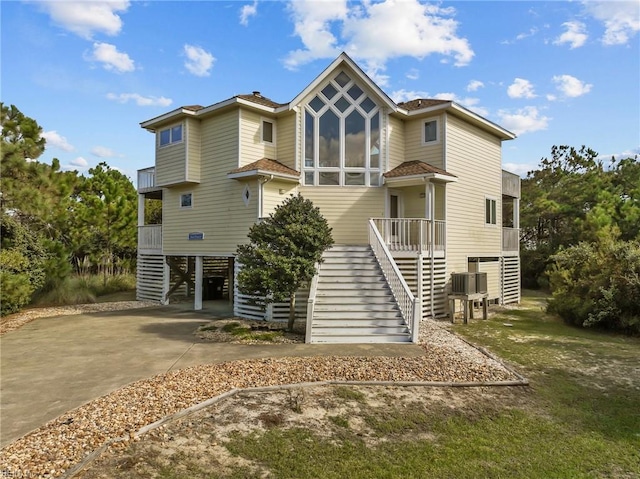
[138,167,157,192]
[502,227,520,253]
[138,225,162,252]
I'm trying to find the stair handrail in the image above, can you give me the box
[368,219,420,342]
[305,262,320,343]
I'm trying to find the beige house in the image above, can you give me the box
[136,53,520,343]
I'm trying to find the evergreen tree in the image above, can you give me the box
[236,194,334,331]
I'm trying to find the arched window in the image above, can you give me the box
[303,71,381,187]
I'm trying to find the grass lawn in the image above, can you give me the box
[81,291,640,479]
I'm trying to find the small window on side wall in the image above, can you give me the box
[485,198,497,225]
[423,119,438,144]
[262,120,274,144]
[180,193,193,209]
[159,123,183,147]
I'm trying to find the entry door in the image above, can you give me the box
[388,190,403,241]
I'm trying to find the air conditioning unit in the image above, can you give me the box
[451,273,476,295]
[451,272,488,294]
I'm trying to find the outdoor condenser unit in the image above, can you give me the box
[451,272,488,294]
[451,273,476,295]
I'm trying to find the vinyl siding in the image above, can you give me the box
[156,121,186,186]
[387,115,405,170]
[402,186,427,218]
[444,114,503,281]
[185,118,201,183]
[298,186,385,244]
[239,110,276,167]
[262,180,298,217]
[163,109,259,254]
[276,112,297,170]
[404,115,443,169]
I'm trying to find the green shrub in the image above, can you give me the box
[547,239,640,334]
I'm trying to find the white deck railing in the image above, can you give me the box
[372,218,445,253]
[137,167,156,191]
[138,225,162,250]
[502,227,520,252]
[369,219,420,343]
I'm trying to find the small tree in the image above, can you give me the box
[236,194,333,331]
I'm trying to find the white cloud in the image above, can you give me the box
[106,93,173,107]
[507,78,536,99]
[240,1,258,26]
[33,0,130,40]
[552,74,593,97]
[584,1,640,45]
[88,42,135,73]
[433,92,488,117]
[91,146,119,158]
[284,0,473,73]
[42,131,74,152]
[183,44,215,77]
[546,94,557,101]
[406,68,419,80]
[554,21,588,48]
[503,162,536,177]
[497,106,550,135]
[390,89,430,103]
[70,157,88,167]
[466,80,484,92]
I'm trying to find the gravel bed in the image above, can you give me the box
[0,318,520,478]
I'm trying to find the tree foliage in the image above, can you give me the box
[0,103,138,314]
[236,194,334,331]
[521,145,640,288]
[547,239,640,335]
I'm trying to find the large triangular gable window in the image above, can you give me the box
[303,71,381,187]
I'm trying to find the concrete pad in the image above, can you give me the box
[0,302,422,447]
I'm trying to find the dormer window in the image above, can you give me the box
[159,124,183,147]
[303,71,381,187]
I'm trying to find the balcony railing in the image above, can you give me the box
[372,218,445,254]
[502,170,521,198]
[502,227,520,252]
[138,225,162,251]
[137,167,156,191]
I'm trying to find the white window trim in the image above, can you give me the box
[158,122,184,148]
[302,72,382,188]
[261,118,275,146]
[180,192,193,209]
[485,196,497,226]
[422,118,440,146]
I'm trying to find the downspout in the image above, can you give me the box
[258,175,274,219]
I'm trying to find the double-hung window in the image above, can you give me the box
[159,124,183,147]
[423,119,438,144]
[485,197,497,225]
[261,120,274,144]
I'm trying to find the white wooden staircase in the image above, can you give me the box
[308,246,411,343]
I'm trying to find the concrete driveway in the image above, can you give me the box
[0,301,422,447]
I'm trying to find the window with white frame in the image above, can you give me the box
[261,119,274,144]
[159,124,183,147]
[303,71,381,187]
[485,197,497,225]
[423,119,438,144]
[180,192,193,209]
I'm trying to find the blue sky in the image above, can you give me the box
[3,0,639,183]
